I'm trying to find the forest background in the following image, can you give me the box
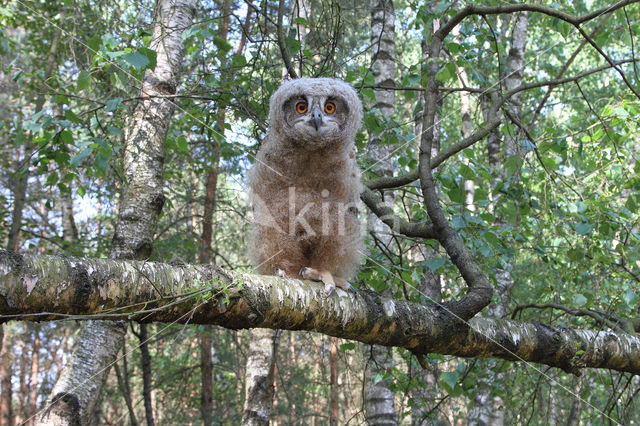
[1,0,640,424]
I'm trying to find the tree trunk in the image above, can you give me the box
[200,330,214,426]
[365,1,398,424]
[452,25,475,211]
[61,188,78,246]
[138,324,155,426]
[200,0,231,264]
[29,330,40,419]
[113,356,138,426]
[468,13,528,426]
[329,336,339,426]
[198,1,236,420]
[0,325,13,426]
[37,1,195,424]
[242,328,279,426]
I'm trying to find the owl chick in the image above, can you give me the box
[248,78,364,295]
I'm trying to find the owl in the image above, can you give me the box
[247,78,364,295]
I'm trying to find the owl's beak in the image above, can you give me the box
[311,106,323,130]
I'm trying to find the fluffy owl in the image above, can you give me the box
[248,78,364,295]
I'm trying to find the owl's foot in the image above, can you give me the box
[299,267,353,297]
[334,277,356,292]
[274,267,286,277]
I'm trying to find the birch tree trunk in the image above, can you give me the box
[60,188,78,245]
[242,328,279,425]
[452,24,475,211]
[364,1,398,424]
[37,1,195,424]
[468,13,528,426]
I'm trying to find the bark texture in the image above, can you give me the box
[138,324,155,426]
[242,328,278,426]
[61,189,78,245]
[2,251,640,375]
[329,336,339,426]
[36,1,196,424]
[365,1,398,423]
[200,331,214,426]
[37,321,126,426]
[0,326,13,426]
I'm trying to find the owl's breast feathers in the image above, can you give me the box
[250,147,361,237]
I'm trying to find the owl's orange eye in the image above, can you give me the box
[296,101,308,114]
[324,101,336,114]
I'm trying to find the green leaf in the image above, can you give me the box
[24,120,42,133]
[213,36,233,53]
[573,293,588,307]
[440,371,460,396]
[504,155,523,177]
[176,136,188,152]
[105,97,123,112]
[111,71,128,91]
[423,257,447,272]
[60,129,73,144]
[77,70,91,91]
[54,94,69,105]
[231,54,246,67]
[339,342,355,351]
[64,109,81,123]
[107,126,122,136]
[71,148,92,167]
[623,290,638,306]
[286,37,301,53]
[294,17,309,27]
[45,171,59,186]
[139,47,157,70]
[575,222,593,235]
[94,153,110,176]
[122,51,150,70]
[435,65,451,83]
[87,34,101,52]
[448,187,464,204]
[362,88,376,100]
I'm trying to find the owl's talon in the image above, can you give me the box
[274,267,286,277]
[334,277,355,292]
[324,282,336,297]
[299,267,311,278]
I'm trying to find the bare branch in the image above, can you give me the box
[360,188,436,239]
[277,0,298,79]
[365,117,501,191]
[512,303,635,334]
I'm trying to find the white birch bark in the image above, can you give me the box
[242,328,279,426]
[37,1,196,424]
[365,0,398,424]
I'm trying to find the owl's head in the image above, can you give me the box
[268,78,363,149]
